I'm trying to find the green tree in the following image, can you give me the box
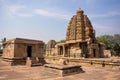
[113,43,120,56]
[0,37,6,54]
[113,34,120,56]
[96,35,114,49]
[57,39,66,43]
[97,34,120,56]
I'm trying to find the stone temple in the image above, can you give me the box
[46,8,105,58]
[2,38,45,65]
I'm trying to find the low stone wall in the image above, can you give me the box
[1,57,46,66]
[45,56,120,70]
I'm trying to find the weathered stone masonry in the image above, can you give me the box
[46,8,105,58]
[2,38,44,65]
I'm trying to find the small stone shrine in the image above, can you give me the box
[2,38,45,65]
[46,8,105,58]
[46,40,56,56]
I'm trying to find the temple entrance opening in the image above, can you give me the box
[93,49,96,57]
[27,46,32,57]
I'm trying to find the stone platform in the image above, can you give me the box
[1,57,26,65]
[44,64,83,76]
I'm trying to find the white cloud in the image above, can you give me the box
[14,13,33,17]
[34,9,71,20]
[90,11,120,18]
[34,9,52,16]
[6,5,71,20]
[7,5,33,17]
[8,5,25,13]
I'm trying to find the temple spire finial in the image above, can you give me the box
[78,8,82,11]
[76,8,84,14]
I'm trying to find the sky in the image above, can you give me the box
[0,0,120,43]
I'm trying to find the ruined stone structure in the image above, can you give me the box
[46,8,105,58]
[46,40,56,56]
[2,38,44,65]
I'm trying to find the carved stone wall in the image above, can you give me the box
[47,8,105,58]
[66,8,96,42]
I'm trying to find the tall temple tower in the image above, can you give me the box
[46,8,105,58]
[66,8,96,43]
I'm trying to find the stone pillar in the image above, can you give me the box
[63,45,65,57]
[96,47,99,58]
[57,46,59,55]
[89,48,93,58]
[68,46,70,57]
[58,46,60,55]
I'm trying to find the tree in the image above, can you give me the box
[96,35,114,49]
[113,43,120,56]
[1,37,6,43]
[113,34,120,56]
[97,34,120,56]
[0,37,6,54]
[57,39,66,43]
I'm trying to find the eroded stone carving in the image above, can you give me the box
[66,8,96,42]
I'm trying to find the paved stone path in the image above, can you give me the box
[0,60,120,80]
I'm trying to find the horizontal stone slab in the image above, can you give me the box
[44,63,83,76]
[44,64,81,70]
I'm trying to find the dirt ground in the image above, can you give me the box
[0,60,120,80]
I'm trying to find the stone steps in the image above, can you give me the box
[26,57,43,67]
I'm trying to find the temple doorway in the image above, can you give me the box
[79,42,87,57]
[27,46,32,57]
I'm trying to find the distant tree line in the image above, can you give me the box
[97,34,120,56]
[0,37,6,54]
[57,39,66,43]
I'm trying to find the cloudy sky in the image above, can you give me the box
[0,0,120,43]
